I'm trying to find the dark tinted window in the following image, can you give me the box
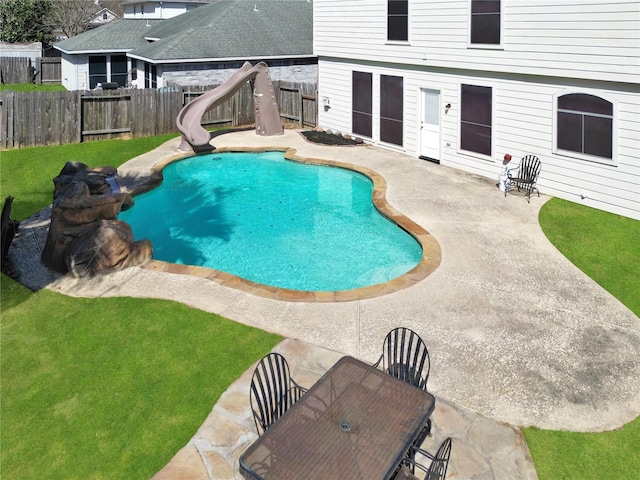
[144,63,157,89]
[558,93,613,116]
[471,0,500,45]
[111,55,128,88]
[89,56,107,89]
[380,75,403,146]
[460,84,492,156]
[352,71,373,138]
[388,0,408,41]
[557,94,613,159]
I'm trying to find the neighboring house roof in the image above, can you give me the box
[130,0,313,63]
[120,0,211,4]
[54,19,163,54]
[55,0,313,62]
[90,8,119,25]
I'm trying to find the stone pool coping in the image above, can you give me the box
[132,142,441,302]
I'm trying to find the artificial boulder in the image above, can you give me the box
[41,161,153,277]
[1,196,20,277]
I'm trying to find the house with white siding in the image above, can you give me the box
[314,0,640,219]
[121,0,212,19]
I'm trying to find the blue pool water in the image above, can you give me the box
[119,151,422,291]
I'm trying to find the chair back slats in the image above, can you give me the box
[250,353,296,436]
[506,154,541,203]
[400,437,452,480]
[382,327,430,390]
[518,155,541,183]
[425,437,452,480]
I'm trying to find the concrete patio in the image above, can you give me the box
[10,129,640,479]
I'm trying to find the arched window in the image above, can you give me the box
[557,93,613,159]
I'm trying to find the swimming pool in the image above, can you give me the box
[119,151,423,292]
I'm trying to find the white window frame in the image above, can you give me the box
[379,73,405,148]
[387,0,410,44]
[552,91,618,166]
[468,0,504,49]
[458,82,495,160]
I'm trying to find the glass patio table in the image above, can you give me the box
[239,356,436,479]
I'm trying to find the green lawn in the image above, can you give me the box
[525,198,640,480]
[1,137,639,479]
[538,199,639,315]
[1,134,178,220]
[1,279,281,479]
[0,83,66,92]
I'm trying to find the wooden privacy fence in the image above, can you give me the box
[0,80,317,149]
[0,57,32,84]
[0,57,61,85]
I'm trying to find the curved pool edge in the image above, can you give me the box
[135,145,442,303]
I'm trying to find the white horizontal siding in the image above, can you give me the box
[317,58,640,219]
[60,54,77,90]
[314,0,640,84]
[61,54,89,91]
[317,62,354,135]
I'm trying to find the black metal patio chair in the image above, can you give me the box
[505,154,541,203]
[249,352,307,436]
[394,437,452,480]
[373,327,432,440]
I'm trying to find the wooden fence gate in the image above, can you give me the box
[37,58,62,84]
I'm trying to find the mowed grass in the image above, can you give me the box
[0,83,67,92]
[1,278,281,479]
[525,198,640,480]
[539,198,639,315]
[1,134,178,220]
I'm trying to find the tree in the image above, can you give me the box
[0,0,53,43]
[47,0,102,39]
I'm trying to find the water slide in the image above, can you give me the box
[176,61,283,151]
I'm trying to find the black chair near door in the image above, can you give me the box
[505,154,541,203]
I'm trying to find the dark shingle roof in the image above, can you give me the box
[56,1,313,61]
[54,19,163,53]
[120,0,211,4]
[132,1,313,61]
[55,18,166,53]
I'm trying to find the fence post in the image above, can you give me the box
[298,86,303,128]
[0,92,15,148]
[77,91,83,143]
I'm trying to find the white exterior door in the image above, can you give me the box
[420,89,441,161]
